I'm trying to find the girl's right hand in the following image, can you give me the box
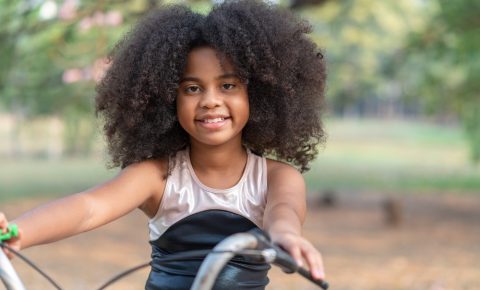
[0,212,22,259]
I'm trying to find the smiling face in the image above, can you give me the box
[177,46,249,148]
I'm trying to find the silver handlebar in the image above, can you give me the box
[0,248,26,290]
[1,234,263,290]
[1,231,327,290]
[190,232,259,290]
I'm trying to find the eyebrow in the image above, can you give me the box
[179,73,239,83]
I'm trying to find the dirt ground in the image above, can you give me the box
[2,192,479,290]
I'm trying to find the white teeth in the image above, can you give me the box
[203,117,225,123]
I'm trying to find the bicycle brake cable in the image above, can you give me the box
[0,242,63,290]
[96,249,217,290]
[96,248,317,290]
[2,245,326,290]
[96,249,269,290]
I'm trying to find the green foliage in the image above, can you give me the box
[298,0,480,163]
[1,0,479,162]
[0,0,156,155]
[299,0,426,114]
[403,0,480,162]
[463,105,480,162]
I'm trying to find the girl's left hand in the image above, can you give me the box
[0,212,23,260]
[270,231,325,281]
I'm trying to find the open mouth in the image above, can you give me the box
[196,116,230,129]
[203,117,226,123]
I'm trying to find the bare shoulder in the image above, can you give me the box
[123,158,168,180]
[266,159,303,182]
[264,159,306,217]
[122,159,168,218]
[92,158,168,199]
[266,159,305,190]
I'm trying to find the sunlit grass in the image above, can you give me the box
[0,158,117,201]
[305,118,480,194]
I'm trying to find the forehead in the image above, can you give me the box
[183,46,236,76]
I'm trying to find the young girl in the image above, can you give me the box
[0,0,326,289]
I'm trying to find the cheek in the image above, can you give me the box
[243,103,250,122]
[176,98,192,128]
[238,95,250,121]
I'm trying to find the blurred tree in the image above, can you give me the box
[298,0,426,117]
[0,0,152,156]
[0,0,59,156]
[402,0,480,162]
[3,0,477,162]
[289,0,330,9]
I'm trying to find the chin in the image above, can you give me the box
[191,134,241,147]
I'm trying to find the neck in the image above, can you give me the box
[189,142,247,172]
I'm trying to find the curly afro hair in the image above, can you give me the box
[96,0,326,172]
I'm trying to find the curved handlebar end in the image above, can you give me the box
[0,242,27,290]
[247,228,329,290]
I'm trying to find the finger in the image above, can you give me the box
[287,245,303,267]
[315,251,325,280]
[0,212,7,232]
[301,243,325,280]
[2,228,22,260]
[1,242,11,260]
[13,229,22,250]
[4,248,13,260]
[2,240,19,260]
[300,244,317,272]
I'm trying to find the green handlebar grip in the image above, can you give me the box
[0,224,19,241]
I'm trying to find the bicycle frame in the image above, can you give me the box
[1,230,328,290]
[191,232,260,290]
[0,248,26,290]
[1,235,263,290]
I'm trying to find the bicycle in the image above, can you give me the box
[1,225,329,290]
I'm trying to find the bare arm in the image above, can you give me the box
[6,159,165,251]
[263,160,325,280]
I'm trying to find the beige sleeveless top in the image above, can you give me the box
[148,148,268,241]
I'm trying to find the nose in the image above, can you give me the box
[199,88,222,109]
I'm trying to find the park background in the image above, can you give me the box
[1,0,479,289]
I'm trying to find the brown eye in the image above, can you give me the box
[222,83,235,90]
[185,85,201,94]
